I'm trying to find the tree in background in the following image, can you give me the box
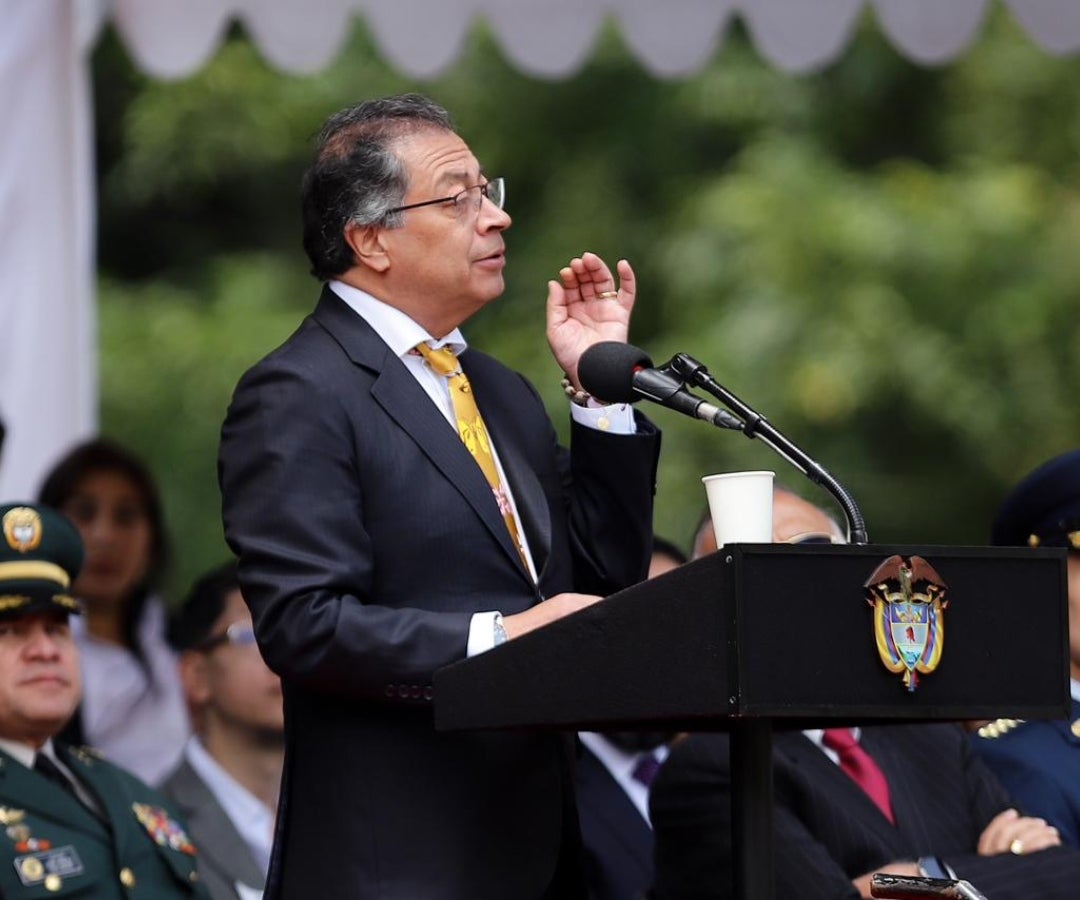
[92,8,1080,596]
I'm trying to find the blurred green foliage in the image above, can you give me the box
[92,9,1080,599]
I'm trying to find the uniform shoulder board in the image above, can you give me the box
[73,745,105,761]
[976,718,1026,739]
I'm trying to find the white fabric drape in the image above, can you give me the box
[0,0,96,501]
[106,0,1080,81]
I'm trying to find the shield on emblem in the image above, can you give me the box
[865,555,949,692]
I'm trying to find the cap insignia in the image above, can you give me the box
[2,508,42,554]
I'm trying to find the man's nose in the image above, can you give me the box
[479,197,511,231]
[25,628,61,658]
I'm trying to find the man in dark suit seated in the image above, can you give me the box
[0,502,209,898]
[971,448,1080,848]
[161,562,283,900]
[576,538,686,900]
[577,728,676,900]
[650,491,1080,900]
[218,93,661,900]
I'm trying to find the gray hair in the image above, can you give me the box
[301,94,455,280]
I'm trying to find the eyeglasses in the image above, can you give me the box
[387,177,505,217]
[195,622,258,653]
[784,532,846,545]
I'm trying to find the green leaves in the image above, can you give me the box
[95,9,1080,591]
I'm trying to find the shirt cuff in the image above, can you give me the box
[467,611,500,657]
[569,401,635,434]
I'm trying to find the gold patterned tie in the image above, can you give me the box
[415,343,528,568]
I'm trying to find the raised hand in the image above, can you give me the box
[546,252,636,389]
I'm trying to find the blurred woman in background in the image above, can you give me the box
[39,437,190,784]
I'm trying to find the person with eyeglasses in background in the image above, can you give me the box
[970,448,1080,849]
[218,94,661,900]
[690,485,846,559]
[651,488,1080,900]
[159,562,282,900]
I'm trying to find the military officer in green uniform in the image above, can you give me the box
[0,501,210,898]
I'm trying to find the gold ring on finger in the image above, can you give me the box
[1009,838,1025,855]
[596,291,619,300]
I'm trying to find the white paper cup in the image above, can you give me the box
[701,471,775,548]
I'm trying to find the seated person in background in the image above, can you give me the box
[161,562,284,900]
[577,534,683,900]
[577,729,677,900]
[971,448,1080,848]
[0,503,208,898]
[39,438,189,785]
[691,486,846,559]
[648,536,688,580]
[650,490,1080,900]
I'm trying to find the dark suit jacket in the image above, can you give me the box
[0,745,209,899]
[649,724,1080,900]
[160,759,267,900]
[971,700,1080,848]
[576,742,654,900]
[219,287,660,900]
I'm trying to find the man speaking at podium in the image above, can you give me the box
[219,94,660,900]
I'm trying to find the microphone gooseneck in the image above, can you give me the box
[668,352,868,544]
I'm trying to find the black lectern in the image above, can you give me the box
[434,544,1069,900]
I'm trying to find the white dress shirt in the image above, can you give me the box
[578,731,670,826]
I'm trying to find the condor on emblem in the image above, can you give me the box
[864,555,948,692]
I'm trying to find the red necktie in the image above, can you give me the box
[821,728,895,824]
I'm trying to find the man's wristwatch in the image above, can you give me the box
[493,612,508,646]
[916,856,956,880]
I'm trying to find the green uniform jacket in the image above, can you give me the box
[0,744,212,898]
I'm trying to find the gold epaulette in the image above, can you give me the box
[72,745,105,762]
[977,718,1026,739]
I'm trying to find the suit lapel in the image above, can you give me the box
[56,744,144,860]
[777,733,901,850]
[0,748,108,840]
[313,289,537,585]
[166,761,266,890]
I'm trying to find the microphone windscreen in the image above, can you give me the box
[577,342,654,403]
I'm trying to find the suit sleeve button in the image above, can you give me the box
[385,684,396,698]
[423,686,434,701]
[397,685,409,699]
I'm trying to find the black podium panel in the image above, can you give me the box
[434,545,1068,732]
[435,556,733,731]
[734,544,1068,720]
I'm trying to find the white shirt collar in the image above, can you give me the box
[0,737,37,768]
[328,280,467,358]
[1070,679,1080,704]
[803,727,863,766]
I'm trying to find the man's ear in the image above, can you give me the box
[344,222,390,274]
[179,652,212,707]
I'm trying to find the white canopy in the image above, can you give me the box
[106,0,1080,79]
[1,0,1078,499]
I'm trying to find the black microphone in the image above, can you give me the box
[577,342,742,431]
